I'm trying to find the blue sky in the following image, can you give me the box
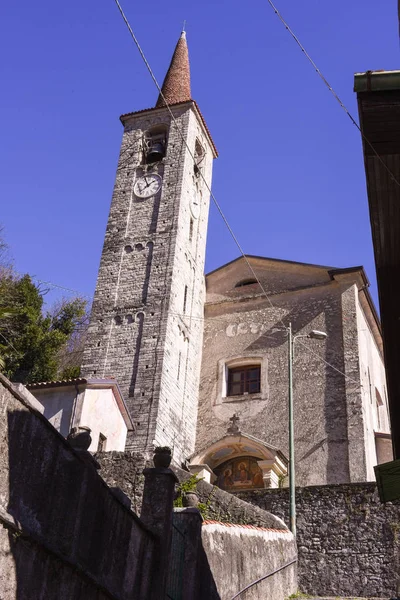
[1,0,398,308]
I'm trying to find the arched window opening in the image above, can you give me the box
[144,125,168,164]
[235,279,258,288]
[194,139,205,177]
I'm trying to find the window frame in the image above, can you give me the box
[214,355,268,406]
[227,365,261,397]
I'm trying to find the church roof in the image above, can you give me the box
[156,31,191,108]
[205,254,383,354]
[206,254,336,277]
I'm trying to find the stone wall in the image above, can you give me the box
[238,482,400,598]
[169,509,297,600]
[96,451,288,529]
[95,450,149,515]
[0,374,156,600]
[202,521,296,600]
[0,375,297,600]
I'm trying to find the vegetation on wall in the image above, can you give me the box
[174,474,210,519]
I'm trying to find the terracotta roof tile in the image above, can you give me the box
[119,32,217,156]
[156,32,191,108]
[202,520,290,533]
[26,377,115,390]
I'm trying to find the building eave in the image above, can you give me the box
[119,100,218,157]
[27,377,134,432]
[206,254,336,279]
[190,431,288,466]
[354,70,400,93]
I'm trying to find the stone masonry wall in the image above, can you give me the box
[82,102,214,465]
[197,257,388,487]
[202,522,297,600]
[153,107,214,461]
[0,375,156,600]
[96,451,289,529]
[198,276,351,486]
[238,483,400,598]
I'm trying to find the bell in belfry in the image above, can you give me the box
[146,141,165,163]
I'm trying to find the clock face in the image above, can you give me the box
[133,174,162,198]
[190,192,201,219]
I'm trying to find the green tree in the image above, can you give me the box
[0,273,87,384]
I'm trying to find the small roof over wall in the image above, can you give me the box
[190,431,288,472]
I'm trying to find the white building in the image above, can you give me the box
[28,378,133,452]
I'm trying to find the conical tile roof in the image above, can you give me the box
[156,31,191,107]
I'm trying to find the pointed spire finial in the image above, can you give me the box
[182,20,186,33]
[155,30,191,108]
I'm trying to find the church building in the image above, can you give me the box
[30,31,392,490]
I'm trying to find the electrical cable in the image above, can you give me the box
[7,3,378,395]
[111,0,287,317]
[7,271,365,388]
[296,338,363,389]
[111,0,375,390]
[13,272,93,300]
[264,0,400,188]
[113,0,400,189]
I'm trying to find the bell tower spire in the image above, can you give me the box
[82,29,216,465]
[156,31,191,107]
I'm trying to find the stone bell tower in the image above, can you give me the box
[81,32,217,463]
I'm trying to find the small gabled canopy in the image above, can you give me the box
[190,431,287,471]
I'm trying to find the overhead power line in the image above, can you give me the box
[111,0,369,390]
[265,0,400,188]
[14,272,93,300]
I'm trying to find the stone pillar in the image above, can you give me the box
[140,467,178,599]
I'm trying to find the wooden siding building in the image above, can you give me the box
[355,70,400,459]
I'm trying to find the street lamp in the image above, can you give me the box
[287,323,327,537]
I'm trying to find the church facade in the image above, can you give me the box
[193,256,390,487]
[52,32,391,489]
